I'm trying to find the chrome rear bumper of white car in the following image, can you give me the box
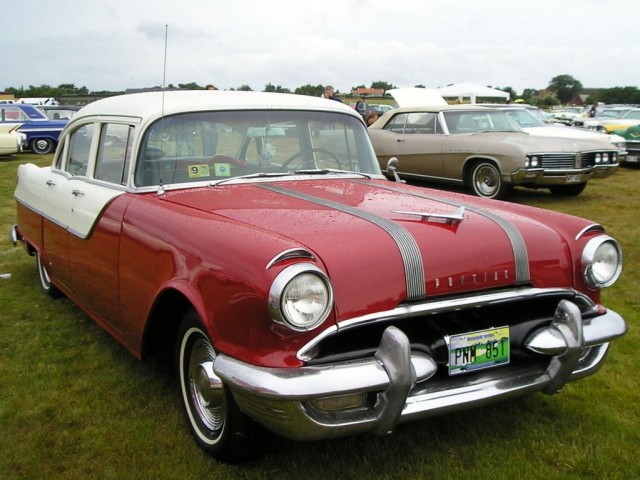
[214,299,626,441]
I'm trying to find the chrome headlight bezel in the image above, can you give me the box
[269,263,334,331]
[581,235,622,288]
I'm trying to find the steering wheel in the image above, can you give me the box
[282,147,343,170]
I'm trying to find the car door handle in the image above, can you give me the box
[396,138,405,142]
[71,189,85,196]
[46,180,56,186]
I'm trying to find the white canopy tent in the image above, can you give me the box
[436,82,510,104]
[386,88,448,107]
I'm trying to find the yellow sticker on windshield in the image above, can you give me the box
[213,163,231,177]
[188,164,211,178]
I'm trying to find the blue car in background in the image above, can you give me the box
[0,104,68,154]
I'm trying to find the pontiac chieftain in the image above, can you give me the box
[11,91,627,462]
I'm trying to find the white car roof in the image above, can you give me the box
[74,90,360,121]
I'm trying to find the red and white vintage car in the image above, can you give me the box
[11,91,627,462]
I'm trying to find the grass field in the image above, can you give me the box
[1,153,638,480]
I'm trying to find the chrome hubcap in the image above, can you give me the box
[475,166,499,196]
[188,338,225,433]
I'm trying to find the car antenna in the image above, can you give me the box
[158,24,169,196]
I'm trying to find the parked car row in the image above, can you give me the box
[11,90,627,462]
[0,103,70,154]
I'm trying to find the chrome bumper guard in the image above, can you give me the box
[214,300,626,441]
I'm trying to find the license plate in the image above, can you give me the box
[448,326,510,376]
[566,175,582,183]
[626,154,638,163]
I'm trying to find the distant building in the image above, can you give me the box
[351,87,385,97]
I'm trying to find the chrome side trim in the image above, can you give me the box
[356,180,531,285]
[260,184,426,301]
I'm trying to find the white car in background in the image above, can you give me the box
[486,105,627,158]
[550,106,585,125]
[580,107,636,129]
[0,123,26,155]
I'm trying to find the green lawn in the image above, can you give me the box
[1,154,638,480]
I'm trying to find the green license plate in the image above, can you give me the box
[448,326,510,376]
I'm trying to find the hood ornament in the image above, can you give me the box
[393,206,466,225]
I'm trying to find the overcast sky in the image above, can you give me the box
[3,0,639,95]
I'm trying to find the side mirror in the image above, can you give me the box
[386,157,405,183]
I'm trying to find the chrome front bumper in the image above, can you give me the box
[214,300,626,441]
[508,164,618,186]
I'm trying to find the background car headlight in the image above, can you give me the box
[525,155,540,168]
[269,263,333,331]
[581,236,622,288]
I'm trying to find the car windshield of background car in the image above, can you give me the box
[135,110,379,187]
[443,110,521,134]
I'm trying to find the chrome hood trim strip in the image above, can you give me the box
[260,184,426,301]
[357,181,531,285]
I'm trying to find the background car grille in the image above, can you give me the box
[580,151,614,167]
[539,153,577,169]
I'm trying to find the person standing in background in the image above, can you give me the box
[322,85,343,102]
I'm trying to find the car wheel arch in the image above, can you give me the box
[141,285,213,362]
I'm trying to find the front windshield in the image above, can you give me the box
[503,109,547,128]
[135,110,379,187]
[443,110,522,134]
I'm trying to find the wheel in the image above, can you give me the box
[30,138,55,155]
[36,251,62,298]
[176,309,262,463]
[469,161,509,199]
[549,183,587,196]
[282,147,342,170]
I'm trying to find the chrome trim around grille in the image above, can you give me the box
[297,287,591,361]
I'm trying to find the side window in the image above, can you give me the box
[96,124,133,185]
[383,113,407,133]
[67,124,94,176]
[1,107,27,122]
[405,112,437,134]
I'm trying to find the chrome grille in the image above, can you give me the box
[580,151,616,167]
[539,153,576,169]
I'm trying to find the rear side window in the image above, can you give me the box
[95,124,134,185]
[383,112,439,134]
[67,124,94,176]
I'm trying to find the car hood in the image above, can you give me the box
[160,179,579,320]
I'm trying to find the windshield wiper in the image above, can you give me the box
[209,171,290,187]
[292,168,372,179]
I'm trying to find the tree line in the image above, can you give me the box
[3,76,639,106]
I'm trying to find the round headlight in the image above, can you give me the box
[269,264,333,331]
[530,156,539,167]
[602,153,609,163]
[581,236,622,288]
[594,153,602,163]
